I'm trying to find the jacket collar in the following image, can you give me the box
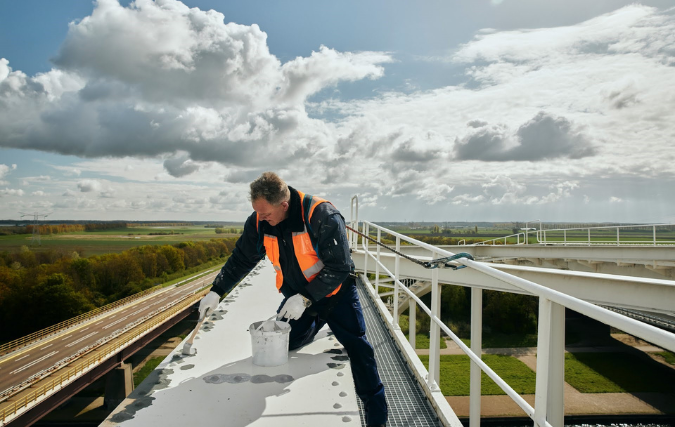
[260,186,305,234]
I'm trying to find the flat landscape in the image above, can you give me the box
[0,225,243,257]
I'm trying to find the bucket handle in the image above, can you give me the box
[256,313,284,331]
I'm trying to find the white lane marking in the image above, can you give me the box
[103,316,130,329]
[16,354,30,361]
[81,327,89,331]
[61,334,73,341]
[65,332,98,347]
[109,315,116,319]
[10,351,58,375]
[95,321,104,325]
[129,306,149,316]
[40,344,53,350]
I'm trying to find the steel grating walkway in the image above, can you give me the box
[355,276,443,427]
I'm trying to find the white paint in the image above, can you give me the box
[65,332,98,347]
[103,261,360,426]
[10,351,58,375]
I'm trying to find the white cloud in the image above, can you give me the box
[538,181,578,204]
[610,196,623,203]
[0,3,674,222]
[163,152,201,178]
[31,191,46,196]
[482,176,538,205]
[0,0,391,177]
[77,179,101,192]
[0,164,17,184]
[452,194,486,205]
[0,188,25,197]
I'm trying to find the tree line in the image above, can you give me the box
[215,228,242,234]
[0,238,237,342]
[0,222,130,236]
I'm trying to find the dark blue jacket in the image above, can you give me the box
[211,187,354,302]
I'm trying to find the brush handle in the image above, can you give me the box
[187,308,210,345]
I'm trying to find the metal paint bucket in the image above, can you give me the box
[249,320,291,367]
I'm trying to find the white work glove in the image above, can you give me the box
[199,291,219,319]
[277,294,311,321]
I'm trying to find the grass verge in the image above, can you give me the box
[655,351,675,365]
[134,356,165,387]
[418,354,536,396]
[565,352,675,393]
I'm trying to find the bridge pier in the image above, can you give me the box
[104,362,134,410]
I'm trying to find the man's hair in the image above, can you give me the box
[250,172,290,205]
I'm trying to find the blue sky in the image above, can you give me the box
[1,0,674,222]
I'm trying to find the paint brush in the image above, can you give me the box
[182,307,211,355]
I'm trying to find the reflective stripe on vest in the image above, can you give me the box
[256,191,342,298]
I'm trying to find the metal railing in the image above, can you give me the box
[476,223,675,246]
[0,287,209,425]
[475,232,525,246]
[0,269,215,357]
[347,198,675,427]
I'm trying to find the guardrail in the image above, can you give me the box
[476,223,675,246]
[347,197,675,427]
[0,286,210,425]
[0,269,214,357]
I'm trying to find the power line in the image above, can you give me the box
[19,211,51,246]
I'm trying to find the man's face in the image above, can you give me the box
[252,198,289,226]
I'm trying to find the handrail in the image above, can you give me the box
[0,287,209,425]
[475,232,524,246]
[476,223,675,246]
[0,269,214,357]
[356,218,675,427]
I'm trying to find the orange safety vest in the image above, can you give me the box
[256,191,341,298]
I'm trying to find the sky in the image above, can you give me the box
[1,0,674,223]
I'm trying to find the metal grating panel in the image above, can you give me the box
[355,277,442,427]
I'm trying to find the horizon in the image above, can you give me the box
[1,1,674,223]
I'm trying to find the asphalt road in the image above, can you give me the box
[0,270,219,396]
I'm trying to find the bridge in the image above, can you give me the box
[0,270,217,426]
[1,199,674,427]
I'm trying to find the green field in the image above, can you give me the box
[565,352,675,393]
[418,354,537,396]
[134,356,165,387]
[0,225,242,257]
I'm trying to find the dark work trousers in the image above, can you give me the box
[277,280,388,426]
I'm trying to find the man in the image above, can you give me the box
[199,172,387,426]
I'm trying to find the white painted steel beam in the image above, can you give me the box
[469,288,482,427]
[354,251,675,315]
[388,245,675,268]
[102,262,360,427]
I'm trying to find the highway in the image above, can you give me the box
[0,269,219,399]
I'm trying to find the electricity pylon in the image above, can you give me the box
[19,211,51,246]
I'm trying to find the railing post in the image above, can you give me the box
[564,230,567,247]
[617,227,620,246]
[427,250,441,391]
[363,222,369,278]
[393,236,401,330]
[653,225,656,246]
[588,228,591,246]
[409,298,416,349]
[375,228,381,295]
[548,302,565,427]
[470,287,483,427]
[534,297,552,427]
